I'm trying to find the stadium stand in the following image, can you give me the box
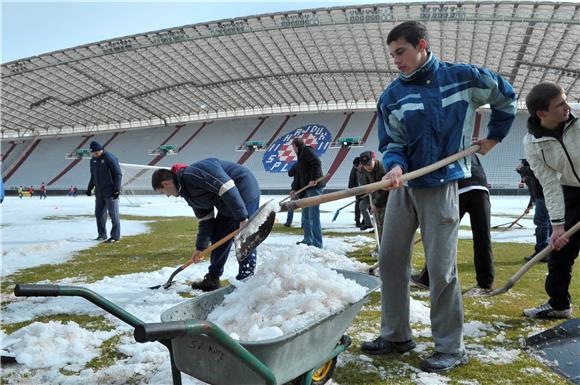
[0,108,536,194]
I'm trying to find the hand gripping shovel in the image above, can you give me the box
[474,220,580,297]
[237,145,480,257]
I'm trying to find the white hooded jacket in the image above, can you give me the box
[523,107,580,224]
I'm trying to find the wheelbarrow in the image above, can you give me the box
[14,269,380,385]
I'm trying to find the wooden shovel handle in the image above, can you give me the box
[285,145,480,210]
[279,174,328,203]
[490,220,580,296]
[179,228,241,270]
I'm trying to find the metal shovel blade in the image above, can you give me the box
[235,200,278,260]
[525,318,580,383]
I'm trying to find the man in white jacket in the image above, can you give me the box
[522,82,580,319]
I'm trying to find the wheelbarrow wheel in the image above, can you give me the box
[311,356,337,385]
[286,357,337,385]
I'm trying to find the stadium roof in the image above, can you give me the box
[1,1,579,138]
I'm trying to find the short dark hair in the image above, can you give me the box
[292,137,304,147]
[525,82,564,119]
[151,169,174,190]
[353,157,361,166]
[387,21,429,47]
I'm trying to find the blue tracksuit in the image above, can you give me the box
[377,53,517,185]
[177,159,260,279]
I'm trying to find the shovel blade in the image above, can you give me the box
[235,200,278,260]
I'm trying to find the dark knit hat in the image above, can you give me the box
[89,141,103,152]
[359,151,376,165]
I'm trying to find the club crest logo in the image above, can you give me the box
[262,124,332,173]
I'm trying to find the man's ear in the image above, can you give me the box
[418,38,428,53]
[536,110,548,120]
[161,180,171,188]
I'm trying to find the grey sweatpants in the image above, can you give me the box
[379,183,464,354]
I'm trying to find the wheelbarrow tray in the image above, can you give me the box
[161,269,380,385]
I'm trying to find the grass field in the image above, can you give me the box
[1,215,578,385]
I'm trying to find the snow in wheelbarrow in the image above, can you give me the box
[160,269,380,385]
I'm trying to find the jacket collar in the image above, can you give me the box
[527,113,576,139]
[399,52,438,83]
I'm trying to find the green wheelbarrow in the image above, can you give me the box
[14,269,380,385]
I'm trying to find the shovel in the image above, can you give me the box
[475,220,580,297]
[149,227,242,289]
[237,145,480,257]
[492,208,528,229]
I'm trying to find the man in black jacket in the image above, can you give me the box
[359,151,388,237]
[411,154,494,291]
[87,141,122,243]
[290,137,325,248]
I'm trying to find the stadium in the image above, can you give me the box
[1,1,579,385]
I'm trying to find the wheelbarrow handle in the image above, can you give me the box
[14,284,60,297]
[134,320,190,342]
[13,284,144,328]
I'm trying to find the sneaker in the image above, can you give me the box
[94,236,107,241]
[360,337,416,355]
[296,240,307,245]
[283,223,292,227]
[191,274,220,292]
[464,286,493,296]
[523,302,572,319]
[360,225,373,231]
[410,273,429,290]
[420,351,468,372]
[104,238,118,243]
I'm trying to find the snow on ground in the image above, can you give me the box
[0,195,538,384]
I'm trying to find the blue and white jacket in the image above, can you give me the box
[377,53,517,187]
[176,158,260,250]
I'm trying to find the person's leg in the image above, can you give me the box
[359,197,372,228]
[375,207,385,241]
[416,183,464,354]
[534,197,551,253]
[305,188,323,248]
[207,214,239,279]
[237,196,260,280]
[285,206,294,226]
[465,190,494,289]
[354,197,361,226]
[106,197,121,240]
[301,205,313,245]
[95,195,107,239]
[378,187,418,342]
[545,186,580,310]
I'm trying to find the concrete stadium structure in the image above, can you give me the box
[2,1,579,194]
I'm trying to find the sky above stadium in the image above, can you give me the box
[1,0,421,63]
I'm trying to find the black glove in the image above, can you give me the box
[112,190,119,200]
[86,190,92,197]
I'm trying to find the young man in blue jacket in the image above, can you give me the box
[87,141,122,243]
[152,159,260,292]
[360,21,517,373]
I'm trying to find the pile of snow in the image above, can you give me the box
[208,247,368,341]
[2,321,115,369]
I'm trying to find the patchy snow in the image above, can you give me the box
[0,195,545,384]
